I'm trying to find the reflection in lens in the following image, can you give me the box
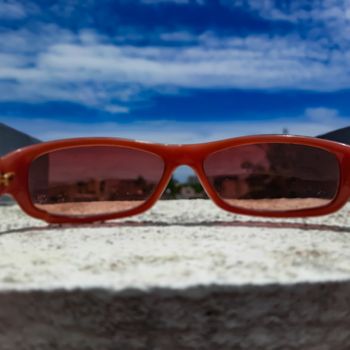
[203,143,340,211]
[29,146,164,217]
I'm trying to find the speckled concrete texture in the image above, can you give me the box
[1,200,350,349]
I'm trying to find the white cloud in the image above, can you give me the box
[141,0,189,3]
[0,1,349,110]
[140,0,205,4]
[222,0,349,22]
[0,0,27,19]
[0,26,350,111]
[0,0,39,19]
[1,107,348,143]
[305,107,340,124]
[160,31,197,42]
[223,0,350,46]
[104,104,130,114]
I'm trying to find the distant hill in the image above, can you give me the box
[318,126,350,144]
[0,123,40,156]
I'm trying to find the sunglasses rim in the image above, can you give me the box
[202,142,342,214]
[1,134,349,224]
[27,144,167,219]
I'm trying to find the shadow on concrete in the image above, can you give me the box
[1,281,350,349]
[1,219,350,236]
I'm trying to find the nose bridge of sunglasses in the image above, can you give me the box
[166,144,202,167]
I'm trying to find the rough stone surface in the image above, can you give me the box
[1,200,350,349]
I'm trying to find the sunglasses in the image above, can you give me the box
[0,135,348,224]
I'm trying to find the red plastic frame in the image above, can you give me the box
[1,134,350,224]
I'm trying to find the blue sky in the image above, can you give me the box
[0,0,350,142]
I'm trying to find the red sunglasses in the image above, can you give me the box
[0,134,348,224]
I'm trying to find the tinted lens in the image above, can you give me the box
[203,143,340,211]
[29,146,164,217]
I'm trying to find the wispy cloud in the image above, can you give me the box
[304,107,341,124]
[0,0,39,21]
[0,0,29,19]
[2,107,348,142]
[225,0,350,46]
[0,26,350,112]
[140,0,196,4]
[222,0,349,22]
[0,0,349,118]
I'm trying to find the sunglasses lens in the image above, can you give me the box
[203,143,340,212]
[28,146,164,217]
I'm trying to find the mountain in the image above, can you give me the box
[0,123,41,156]
[318,126,350,144]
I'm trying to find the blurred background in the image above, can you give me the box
[0,0,350,195]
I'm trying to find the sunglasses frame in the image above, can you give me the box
[1,134,350,224]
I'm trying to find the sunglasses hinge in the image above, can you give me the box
[0,172,15,187]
